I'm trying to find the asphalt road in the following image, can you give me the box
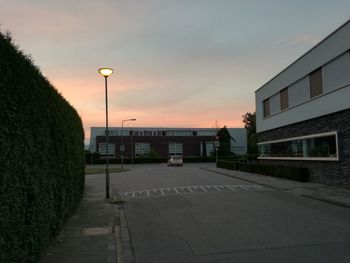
[110,163,350,263]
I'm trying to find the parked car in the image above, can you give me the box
[167,156,183,167]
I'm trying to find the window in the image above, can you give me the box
[323,51,350,93]
[263,98,270,118]
[258,132,338,161]
[197,130,214,136]
[280,88,289,110]
[288,77,310,108]
[269,93,280,115]
[135,143,150,156]
[200,142,214,157]
[98,143,115,158]
[310,68,323,98]
[169,143,183,156]
[165,130,193,136]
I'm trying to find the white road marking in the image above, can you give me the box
[121,184,268,200]
[200,186,208,192]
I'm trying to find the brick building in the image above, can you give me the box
[89,127,247,158]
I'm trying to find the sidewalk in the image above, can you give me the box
[203,166,350,209]
[40,175,122,263]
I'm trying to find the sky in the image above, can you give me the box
[1,0,350,144]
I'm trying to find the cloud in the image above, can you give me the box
[273,33,321,46]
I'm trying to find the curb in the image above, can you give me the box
[301,194,350,209]
[113,204,135,263]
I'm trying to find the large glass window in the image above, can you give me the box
[200,142,214,157]
[98,143,115,158]
[135,143,150,156]
[258,132,338,160]
[169,143,183,156]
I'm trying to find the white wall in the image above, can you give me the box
[257,86,350,133]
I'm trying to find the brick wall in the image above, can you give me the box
[258,109,350,186]
[96,135,215,158]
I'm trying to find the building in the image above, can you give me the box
[255,20,350,185]
[89,127,247,158]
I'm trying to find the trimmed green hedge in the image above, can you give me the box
[217,160,309,182]
[0,32,85,262]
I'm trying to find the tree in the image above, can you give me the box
[242,112,257,155]
[216,126,234,156]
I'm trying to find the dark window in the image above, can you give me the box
[280,88,289,110]
[263,98,270,118]
[258,133,337,159]
[310,68,323,98]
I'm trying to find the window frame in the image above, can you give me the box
[257,131,339,161]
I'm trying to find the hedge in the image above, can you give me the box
[217,160,309,182]
[0,31,85,262]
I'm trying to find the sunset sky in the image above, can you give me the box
[1,0,350,143]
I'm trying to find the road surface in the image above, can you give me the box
[110,163,350,263]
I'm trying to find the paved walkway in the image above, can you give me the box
[41,164,350,263]
[40,175,122,263]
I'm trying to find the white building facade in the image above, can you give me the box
[255,20,350,185]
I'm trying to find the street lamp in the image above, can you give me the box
[215,136,220,166]
[129,124,134,164]
[98,67,113,200]
[121,118,136,169]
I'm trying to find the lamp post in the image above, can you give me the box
[215,136,220,166]
[121,118,136,169]
[130,125,134,164]
[98,67,113,200]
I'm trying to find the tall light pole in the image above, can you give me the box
[130,125,134,164]
[98,67,113,200]
[121,118,136,169]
